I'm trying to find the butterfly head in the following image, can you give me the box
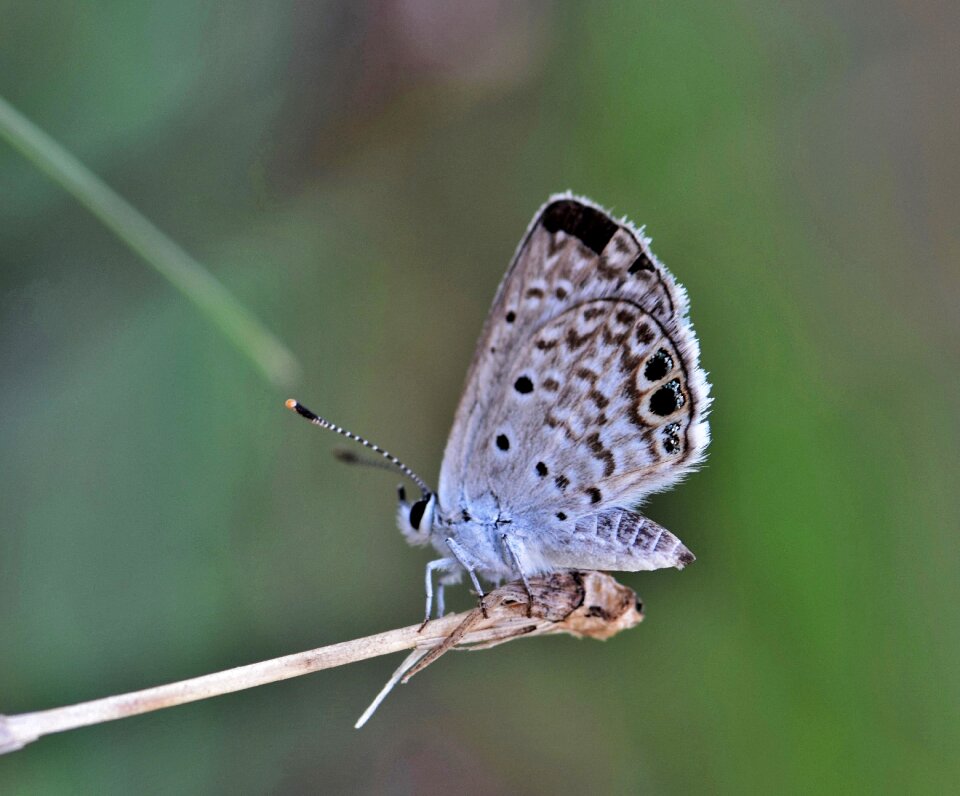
[396,485,435,544]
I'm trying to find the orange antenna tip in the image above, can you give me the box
[285,398,298,410]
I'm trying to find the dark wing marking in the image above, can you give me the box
[437,194,710,520]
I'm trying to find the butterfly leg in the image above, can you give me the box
[421,557,456,630]
[444,537,488,616]
[436,581,446,619]
[501,534,534,617]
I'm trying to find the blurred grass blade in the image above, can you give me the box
[0,95,300,388]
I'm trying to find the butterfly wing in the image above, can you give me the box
[437,195,710,544]
[537,508,695,571]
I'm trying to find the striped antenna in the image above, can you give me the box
[285,399,432,498]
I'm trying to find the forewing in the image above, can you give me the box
[437,194,710,522]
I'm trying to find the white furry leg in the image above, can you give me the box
[423,557,456,625]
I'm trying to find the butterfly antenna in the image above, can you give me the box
[285,399,432,498]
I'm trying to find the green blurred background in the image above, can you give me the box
[1,2,957,793]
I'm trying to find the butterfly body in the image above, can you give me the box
[395,193,711,613]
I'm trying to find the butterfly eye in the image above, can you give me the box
[408,498,429,531]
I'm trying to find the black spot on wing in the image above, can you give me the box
[628,252,655,273]
[644,349,673,382]
[663,422,681,454]
[541,199,618,255]
[650,380,685,416]
[513,376,534,394]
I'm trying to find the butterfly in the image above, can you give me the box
[289,193,710,620]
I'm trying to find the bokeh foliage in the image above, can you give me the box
[1,2,957,793]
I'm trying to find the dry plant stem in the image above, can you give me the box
[0,615,465,754]
[0,571,642,753]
